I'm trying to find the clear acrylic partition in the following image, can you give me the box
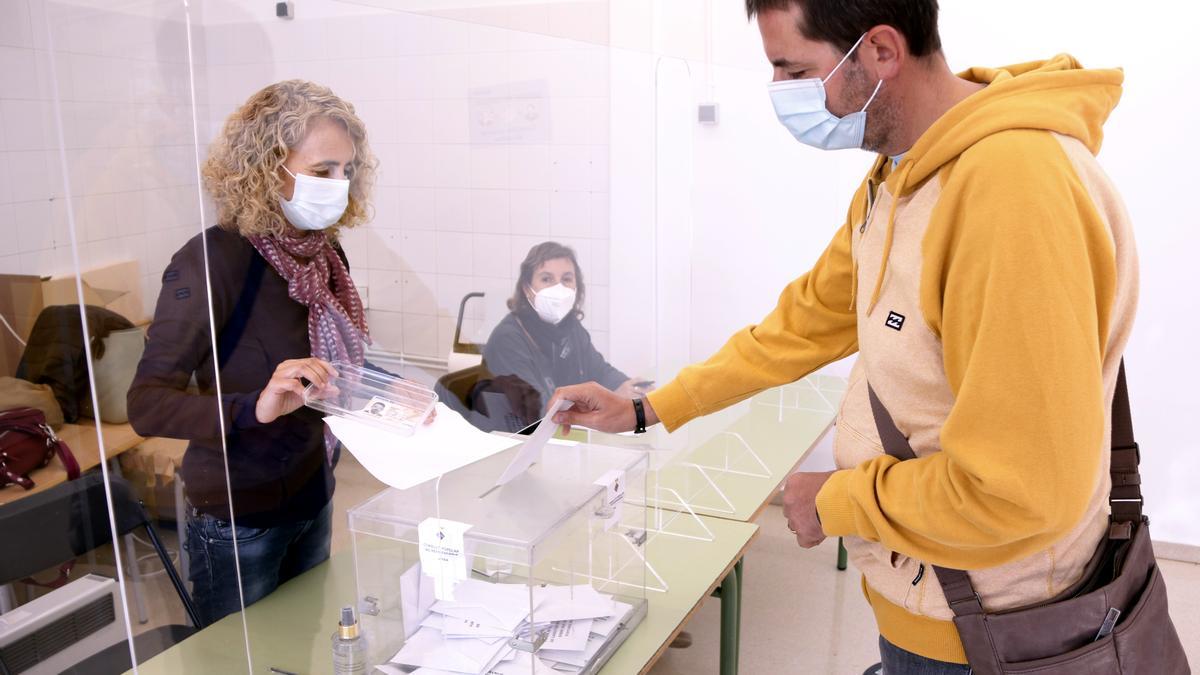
[188,0,665,673]
[1,0,247,673]
[576,2,859,537]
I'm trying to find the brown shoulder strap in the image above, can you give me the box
[865,360,1139,617]
[1107,362,1142,534]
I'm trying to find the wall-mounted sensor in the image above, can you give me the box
[276,1,295,20]
[698,102,719,126]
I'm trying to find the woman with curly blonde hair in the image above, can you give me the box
[128,80,379,625]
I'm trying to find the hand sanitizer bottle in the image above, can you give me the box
[332,605,367,674]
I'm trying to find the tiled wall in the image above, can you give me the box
[0,0,612,361]
[0,0,207,322]
[199,1,613,360]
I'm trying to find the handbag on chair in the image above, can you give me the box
[867,363,1189,674]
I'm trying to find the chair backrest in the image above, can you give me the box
[436,362,491,410]
[451,292,486,355]
[0,471,202,629]
[0,472,147,585]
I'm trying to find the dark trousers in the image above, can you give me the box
[880,636,973,675]
[184,500,333,626]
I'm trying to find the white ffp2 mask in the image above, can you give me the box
[530,284,577,325]
[279,166,350,231]
[767,33,883,151]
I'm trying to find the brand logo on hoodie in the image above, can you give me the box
[885,311,905,331]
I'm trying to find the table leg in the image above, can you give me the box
[837,537,848,571]
[717,557,742,675]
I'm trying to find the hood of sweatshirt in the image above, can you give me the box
[862,54,1124,315]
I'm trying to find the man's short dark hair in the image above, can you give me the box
[746,0,941,58]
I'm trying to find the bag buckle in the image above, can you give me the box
[1108,521,1133,540]
[39,423,59,442]
[1112,442,1140,465]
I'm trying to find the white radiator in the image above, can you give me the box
[0,574,125,674]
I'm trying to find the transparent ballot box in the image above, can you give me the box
[348,442,650,674]
[304,361,438,436]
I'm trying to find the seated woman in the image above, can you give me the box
[484,242,648,420]
[128,80,381,625]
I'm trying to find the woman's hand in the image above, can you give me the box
[256,358,338,425]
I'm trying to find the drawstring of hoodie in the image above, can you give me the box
[859,160,915,316]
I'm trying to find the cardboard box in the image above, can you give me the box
[0,262,144,377]
[0,274,44,377]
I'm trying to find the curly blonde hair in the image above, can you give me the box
[202,80,376,238]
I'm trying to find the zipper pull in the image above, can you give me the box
[912,563,925,586]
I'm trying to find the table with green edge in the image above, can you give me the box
[569,374,849,672]
[129,511,758,675]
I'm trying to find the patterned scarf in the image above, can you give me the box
[248,231,369,463]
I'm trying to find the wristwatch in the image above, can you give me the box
[632,398,647,434]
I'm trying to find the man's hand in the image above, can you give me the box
[256,358,337,425]
[782,471,835,548]
[548,381,660,434]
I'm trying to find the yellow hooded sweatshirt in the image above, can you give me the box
[645,55,1137,663]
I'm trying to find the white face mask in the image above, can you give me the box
[766,32,883,151]
[529,283,577,325]
[279,166,350,231]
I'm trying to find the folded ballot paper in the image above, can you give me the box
[322,391,573,492]
[323,403,521,491]
[380,567,633,675]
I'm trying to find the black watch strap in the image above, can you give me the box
[632,398,647,434]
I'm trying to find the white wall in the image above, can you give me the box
[615,0,1200,546]
[0,0,205,321]
[198,0,613,361]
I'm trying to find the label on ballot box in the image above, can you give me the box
[417,518,473,601]
[592,469,626,531]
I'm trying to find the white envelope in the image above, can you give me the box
[432,602,520,633]
[537,634,605,669]
[530,585,616,623]
[401,563,438,638]
[440,614,513,640]
[536,619,593,652]
[489,654,558,675]
[589,601,633,638]
[391,626,508,674]
[435,579,530,629]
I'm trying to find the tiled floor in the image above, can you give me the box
[44,453,1200,673]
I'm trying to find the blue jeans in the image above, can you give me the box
[880,636,973,675]
[184,500,333,626]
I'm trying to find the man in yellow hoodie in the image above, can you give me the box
[550,0,1138,672]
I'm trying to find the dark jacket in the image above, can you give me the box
[127,226,339,528]
[482,304,628,410]
[17,306,133,422]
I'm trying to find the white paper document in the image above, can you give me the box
[534,619,593,652]
[392,626,508,674]
[537,634,606,669]
[391,579,630,675]
[325,403,520,490]
[589,601,633,639]
[495,399,573,487]
[400,562,438,638]
[531,585,616,622]
[489,654,558,675]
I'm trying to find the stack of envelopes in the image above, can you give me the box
[378,578,634,674]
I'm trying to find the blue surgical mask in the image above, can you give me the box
[767,33,883,151]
